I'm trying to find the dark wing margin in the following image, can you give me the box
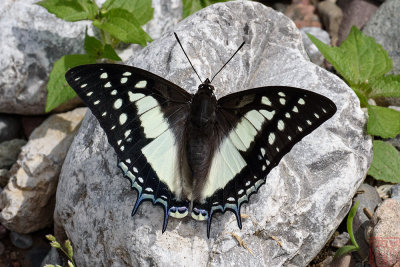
[65,63,192,232]
[192,86,336,237]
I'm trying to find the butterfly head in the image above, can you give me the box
[198,78,214,92]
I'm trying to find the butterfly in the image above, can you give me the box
[65,33,337,238]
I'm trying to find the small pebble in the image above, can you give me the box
[10,231,33,249]
[390,183,400,198]
[331,232,350,248]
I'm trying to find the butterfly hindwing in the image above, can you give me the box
[192,86,337,237]
[65,64,192,232]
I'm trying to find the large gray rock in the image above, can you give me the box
[363,0,400,75]
[0,108,86,233]
[54,2,372,266]
[0,0,181,115]
[0,0,88,115]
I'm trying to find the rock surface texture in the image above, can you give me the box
[0,108,86,233]
[0,0,88,115]
[54,2,372,266]
[363,0,400,75]
[0,0,181,115]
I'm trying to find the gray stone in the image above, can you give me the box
[0,108,86,233]
[0,0,182,115]
[316,0,343,45]
[390,184,400,198]
[363,0,400,75]
[353,183,382,259]
[0,0,89,115]
[54,2,372,266]
[331,232,350,248]
[0,139,27,169]
[301,27,331,66]
[337,0,379,44]
[40,247,62,267]
[0,114,21,142]
[9,231,33,249]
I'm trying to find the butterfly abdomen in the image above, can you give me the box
[185,84,218,201]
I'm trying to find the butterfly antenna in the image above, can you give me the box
[210,41,245,83]
[174,32,203,83]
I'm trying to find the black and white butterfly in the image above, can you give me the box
[65,34,336,238]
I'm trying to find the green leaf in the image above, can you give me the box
[37,0,97,22]
[67,261,75,267]
[50,241,61,249]
[43,265,55,267]
[45,54,96,112]
[351,86,369,108]
[101,0,154,25]
[369,74,400,98]
[84,31,103,58]
[307,27,392,88]
[45,234,56,242]
[182,0,230,18]
[334,245,360,259]
[367,105,400,138]
[368,140,400,183]
[65,240,74,258]
[93,8,152,46]
[102,44,122,61]
[347,201,359,249]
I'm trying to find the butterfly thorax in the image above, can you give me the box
[185,79,217,201]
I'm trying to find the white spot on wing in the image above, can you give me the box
[244,110,265,130]
[260,110,275,120]
[314,113,320,118]
[232,117,258,150]
[94,100,100,105]
[292,106,299,113]
[135,80,147,88]
[277,120,285,131]
[227,197,235,202]
[268,133,275,145]
[135,96,158,114]
[121,77,128,84]
[102,112,107,117]
[307,120,312,125]
[104,82,111,88]
[119,113,127,125]
[128,92,144,102]
[285,112,291,118]
[113,99,123,109]
[86,91,93,96]
[280,98,286,105]
[298,126,303,132]
[261,96,271,106]
[111,90,117,95]
[123,72,131,76]
[278,92,286,97]
[261,147,266,156]
[138,177,144,183]
[139,106,169,138]
[100,72,108,79]
[298,98,305,105]
[81,83,87,88]
[124,130,131,138]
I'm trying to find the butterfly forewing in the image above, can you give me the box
[192,86,337,237]
[65,64,192,231]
